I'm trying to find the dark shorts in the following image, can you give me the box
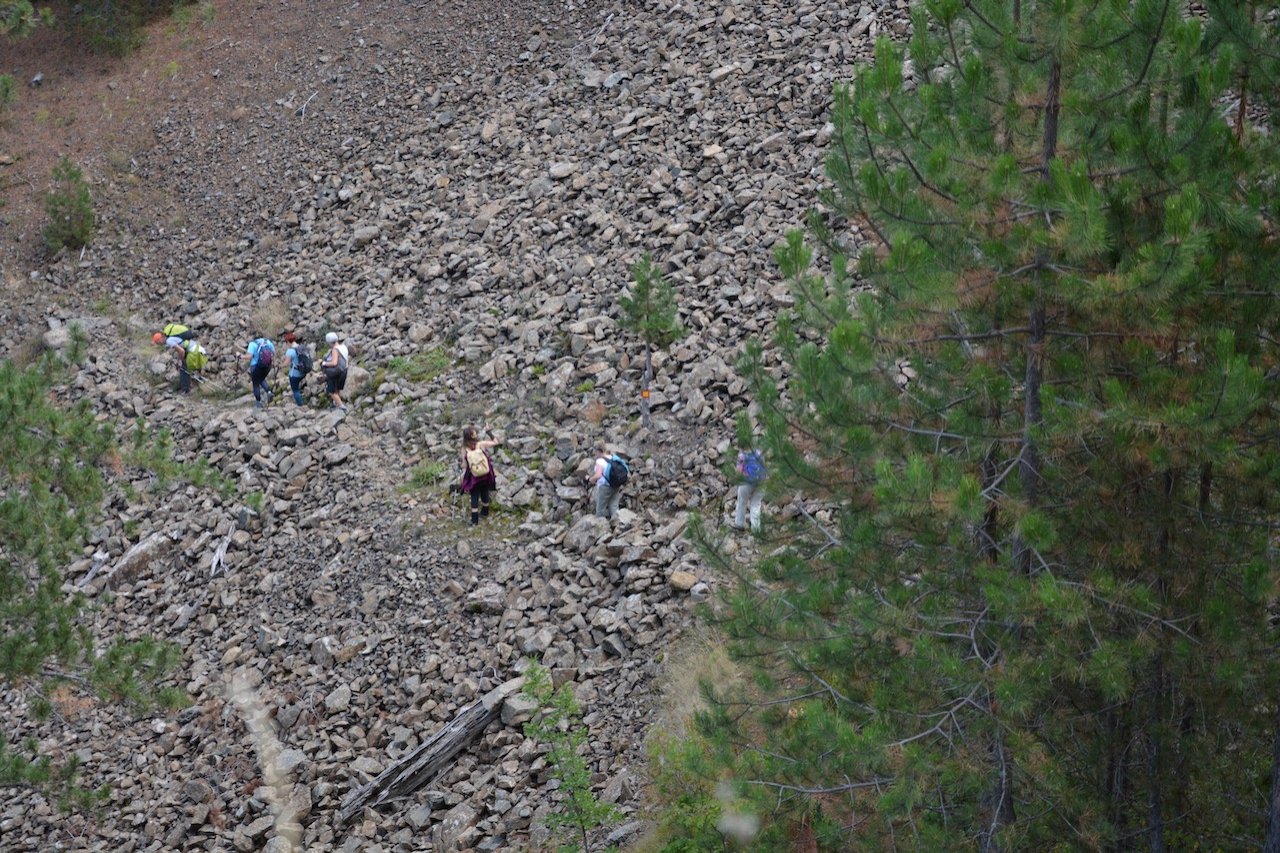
[325,370,348,394]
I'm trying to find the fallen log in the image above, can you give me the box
[79,530,178,592]
[337,677,525,824]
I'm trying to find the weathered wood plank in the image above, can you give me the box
[337,677,525,824]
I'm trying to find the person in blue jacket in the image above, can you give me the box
[283,331,308,406]
[243,333,276,409]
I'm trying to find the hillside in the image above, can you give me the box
[0,0,895,849]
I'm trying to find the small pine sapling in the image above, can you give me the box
[619,253,684,429]
[522,663,621,853]
[42,156,95,252]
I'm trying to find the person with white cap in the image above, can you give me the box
[321,331,350,410]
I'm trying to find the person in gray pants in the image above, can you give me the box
[587,444,624,519]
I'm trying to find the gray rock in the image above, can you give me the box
[2,0,902,847]
[407,804,433,830]
[565,515,610,553]
[324,684,352,712]
[352,225,381,246]
[549,162,578,180]
[42,325,72,350]
[276,748,309,774]
[433,802,479,851]
[501,692,539,726]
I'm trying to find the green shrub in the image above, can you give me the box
[386,348,452,383]
[0,74,16,110]
[43,157,95,252]
[400,460,449,493]
[72,0,179,56]
[642,733,729,852]
[1,1,55,38]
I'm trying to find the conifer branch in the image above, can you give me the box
[890,327,1033,346]
[882,99,958,204]
[885,421,1019,444]
[745,777,896,795]
[793,502,840,558]
[1057,580,1199,642]
[961,1,1007,38]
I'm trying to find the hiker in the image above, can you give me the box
[153,330,206,394]
[283,331,312,406]
[587,444,629,520]
[733,443,766,532]
[460,426,501,526]
[321,332,349,410]
[243,333,276,409]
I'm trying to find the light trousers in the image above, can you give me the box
[735,482,762,531]
[594,482,621,519]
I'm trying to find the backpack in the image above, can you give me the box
[605,454,629,488]
[294,345,313,375]
[254,339,275,369]
[164,323,196,341]
[740,450,766,484]
[183,341,208,371]
[466,448,491,478]
[323,348,348,378]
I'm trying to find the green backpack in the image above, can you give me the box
[184,341,208,371]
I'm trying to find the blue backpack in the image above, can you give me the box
[740,450,766,484]
[605,455,630,488]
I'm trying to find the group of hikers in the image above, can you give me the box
[153,323,769,530]
[582,441,765,530]
[462,435,764,529]
[152,323,351,410]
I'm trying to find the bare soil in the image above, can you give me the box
[0,0,595,275]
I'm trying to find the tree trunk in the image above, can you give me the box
[1103,707,1130,853]
[1013,300,1045,576]
[1263,702,1280,853]
[978,442,1001,562]
[1145,659,1165,853]
[978,720,1015,853]
[1013,58,1058,576]
[640,346,653,429]
[1235,4,1255,144]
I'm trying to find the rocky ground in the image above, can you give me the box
[0,0,905,849]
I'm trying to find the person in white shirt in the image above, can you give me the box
[322,331,349,410]
[587,444,625,519]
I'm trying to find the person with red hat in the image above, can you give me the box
[152,325,205,394]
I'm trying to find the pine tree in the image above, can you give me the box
[42,157,95,253]
[619,253,684,429]
[686,1,1280,849]
[0,346,183,804]
[0,1,52,38]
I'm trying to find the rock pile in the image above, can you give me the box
[0,0,907,849]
